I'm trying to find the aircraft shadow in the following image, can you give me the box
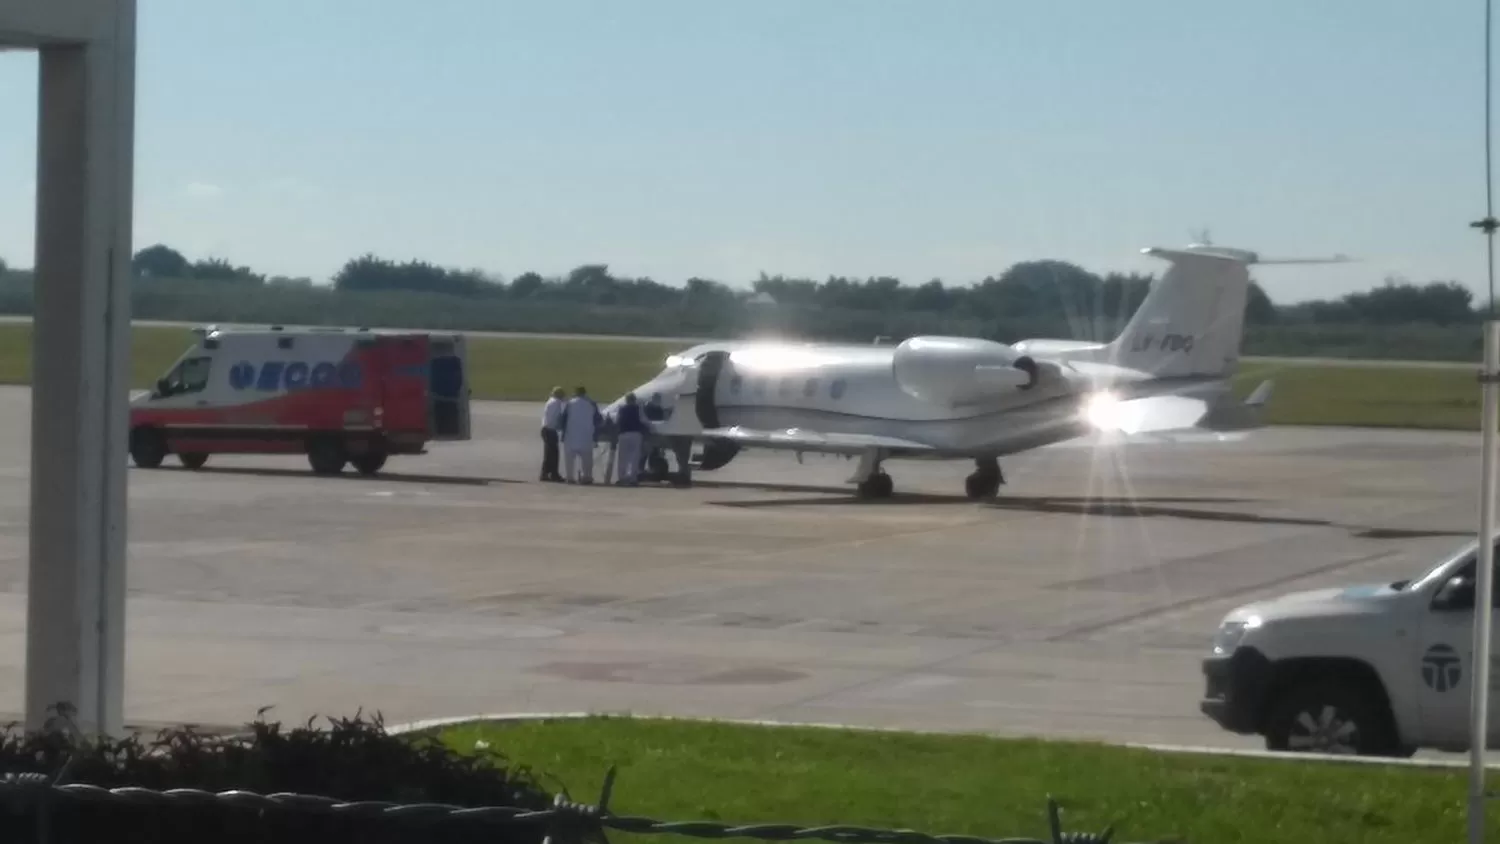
[712,490,1472,539]
[715,492,1262,511]
[164,466,521,487]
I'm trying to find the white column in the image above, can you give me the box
[24,0,135,738]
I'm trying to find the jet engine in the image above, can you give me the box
[892,336,1052,406]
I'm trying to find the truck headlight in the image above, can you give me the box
[1211,615,1261,655]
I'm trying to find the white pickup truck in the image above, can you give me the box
[1200,535,1495,757]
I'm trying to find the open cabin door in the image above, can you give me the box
[427,335,470,441]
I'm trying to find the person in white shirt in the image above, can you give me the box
[539,386,565,482]
[560,386,602,484]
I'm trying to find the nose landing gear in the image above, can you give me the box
[964,456,1004,500]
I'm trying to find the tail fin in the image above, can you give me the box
[1105,245,1258,378]
[1106,245,1350,379]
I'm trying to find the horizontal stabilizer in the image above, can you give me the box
[702,426,937,456]
[1197,379,1274,431]
[1086,379,1274,437]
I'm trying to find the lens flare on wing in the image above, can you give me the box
[1081,390,1144,434]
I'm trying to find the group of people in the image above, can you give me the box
[539,386,671,486]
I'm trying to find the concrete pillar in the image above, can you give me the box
[23,1,135,737]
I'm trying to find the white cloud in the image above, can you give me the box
[183,182,223,199]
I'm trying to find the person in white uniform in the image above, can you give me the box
[539,386,566,482]
[560,385,601,484]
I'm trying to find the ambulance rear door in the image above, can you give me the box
[365,333,427,437]
[427,333,470,441]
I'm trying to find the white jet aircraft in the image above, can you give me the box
[606,243,1344,499]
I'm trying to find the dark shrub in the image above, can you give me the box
[0,706,557,844]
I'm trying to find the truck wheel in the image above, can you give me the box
[129,428,166,469]
[307,438,347,475]
[351,452,387,476]
[1264,679,1401,757]
[178,453,208,470]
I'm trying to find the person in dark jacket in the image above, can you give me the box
[613,393,650,485]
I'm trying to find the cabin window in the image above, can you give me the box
[804,378,819,397]
[276,336,294,350]
[777,378,792,398]
[830,378,847,400]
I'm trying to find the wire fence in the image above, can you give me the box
[0,767,1132,844]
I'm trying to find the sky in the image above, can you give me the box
[0,0,1490,303]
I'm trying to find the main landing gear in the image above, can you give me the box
[851,450,895,499]
[964,456,1004,500]
[851,453,1005,501]
[856,469,895,499]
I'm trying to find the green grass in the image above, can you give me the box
[1232,361,1480,430]
[0,324,1485,430]
[435,717,1491,844]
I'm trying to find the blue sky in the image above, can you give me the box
[0,0,1488,302]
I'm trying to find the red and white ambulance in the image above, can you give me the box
[128,324,472,475]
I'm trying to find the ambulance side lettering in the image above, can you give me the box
[230,360,364,392]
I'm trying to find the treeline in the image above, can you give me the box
[0,243,1487,361]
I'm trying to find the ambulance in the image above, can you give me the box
[128,325,471,475]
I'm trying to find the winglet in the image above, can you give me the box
[1243,378,1274,407]
[1198,379,1274,431]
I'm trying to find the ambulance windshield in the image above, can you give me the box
[157,356,211,397]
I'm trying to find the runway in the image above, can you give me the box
[0,385,1481,749]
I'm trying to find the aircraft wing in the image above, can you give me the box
[700,426,938,456]
[1092,379,1274,441]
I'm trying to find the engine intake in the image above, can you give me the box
[892,336,1043,406]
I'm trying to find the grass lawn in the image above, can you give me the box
[435,717,1491,844]
[0,324,1485,430]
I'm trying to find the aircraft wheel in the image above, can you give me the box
[646,452,670,480]
[964,472,1000,500]
[857,471,894,499]
[178,452,209,470]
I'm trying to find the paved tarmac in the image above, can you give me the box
[0,385,1483,749]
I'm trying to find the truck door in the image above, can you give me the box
[1418,548,1500,749]
[428,335,470,441]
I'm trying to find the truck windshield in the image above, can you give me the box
[1404,539,1484,591]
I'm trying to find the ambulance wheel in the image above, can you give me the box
[351,452,387,476]
[306,438,347,475]
[129,427,167,469]
[178,453,208,470]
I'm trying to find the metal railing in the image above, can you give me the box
[0,767,1133,844]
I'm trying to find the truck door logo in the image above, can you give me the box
[229,360,363,392]
[1422,644,1462,692]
